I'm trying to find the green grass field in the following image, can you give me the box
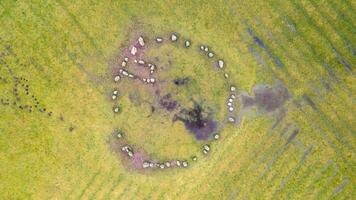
[0,0,355,199]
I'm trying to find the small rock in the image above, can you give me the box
[214,134,220,140]
[204,47,209,52]
[208,52,214,58]
[113,107,120,113]
[230,94,236,99]
[200,45,205,51]
[128,74,134,78]
[228,98,233,103]
[150,70,154,74]
[124,57,129,62]
[182,161,188,167]
[134,59,138,63]
[143,161,150,168]
[130,46,137,55]
[121,61,127,67]
[228,107,234,112]
[160,164,165,169]
[228,117,235,123]
[149,163,155,168]
[218,60,224,68]
[117,132,122,138]
[176,160,181,166]
[203,149,209,155]
[227,102,232,107]
[150,78,155,83]
[184,40,191,47]
[165,162,171,167]
[138,60,145,65]
[230,86,236,92]
[224,73,229,78]
[112,95,117,100]
[113,91,119,95]
[192,156,197,161]
[203,145,210,151]
[122,70,129,76]
[171,33,178,42]
[156,37,163,43]
[114,76,121,82]
[150,65,155,71]
[128,151,133,157]
[138,36,145,47]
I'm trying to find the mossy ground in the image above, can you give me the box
[0,0,354,199]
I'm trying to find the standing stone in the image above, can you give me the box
[228,117,235,123]
[156,37,163,43]
[171,33,178,42]
[218,60,224,68]
[130,46,137,55]
[182,161,188,167]
[114,76,121,82]
[184,40,191,47]
[138,36,145,47]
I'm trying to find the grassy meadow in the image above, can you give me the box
[0,0,355,199]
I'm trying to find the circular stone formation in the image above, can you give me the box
[108,31,239,171]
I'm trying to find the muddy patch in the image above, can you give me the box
[173,77,190,86]
[174,102,217,140]
[241,82,290,113]
[159,93,178,111]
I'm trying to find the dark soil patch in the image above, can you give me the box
[174,102,217,140]
[159,93,178,111]
[241,82,290,113]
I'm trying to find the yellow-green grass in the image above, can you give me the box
[0,0,354,199]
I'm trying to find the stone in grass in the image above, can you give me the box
[121,61,127,67]
[228,116,236,123]
[230,86,236,92]
[114,75,121,82]
[224,73,229,79]
[204,46,209,52]
[184,40,191,48]
[159,164,165,169]
[156,37,163,43]
[130,46,137,55]
[165,162,171,168]
[116,131,123,139]
[208,52,214,58]
[176,160,181,167]
[228,107,234,112]
[113,90,119,95]
[182,161,188,167]
[112,95,117,100]
[171,33,178,42]
[138,36,145,47]
[113,106,120,113]
[214,134,220,140]
[192,156,197,161]
[203,144,210,151]
[218,60,224,68]
[143,161,150,168]
[203,149,209,155]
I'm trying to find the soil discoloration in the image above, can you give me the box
[173,77,190,86]
[241,82,290,113]
[159,93,178,111]
[174,102,217,140]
